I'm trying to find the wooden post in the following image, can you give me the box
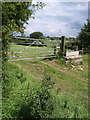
[61,36,65,53]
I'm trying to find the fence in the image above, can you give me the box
[8,37,60,61]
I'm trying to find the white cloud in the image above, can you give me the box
[24,2,88,37]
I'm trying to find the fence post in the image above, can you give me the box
[54,45,56,55]
[61,36,65,53]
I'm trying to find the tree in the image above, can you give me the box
[30,32,43,39]
[78,19,90,52]
[2,2,45,61]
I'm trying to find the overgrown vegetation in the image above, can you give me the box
[65,39,81,51]
[2,55,88,119]
[1,2,88,119]
[2,62,55,118]
[78,19,90,53]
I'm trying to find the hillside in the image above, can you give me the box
[3,55,88,118]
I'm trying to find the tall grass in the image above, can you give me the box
[2,59,88,119]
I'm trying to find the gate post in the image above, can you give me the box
[61,36,65,53]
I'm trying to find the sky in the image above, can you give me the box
[24,1,88,38]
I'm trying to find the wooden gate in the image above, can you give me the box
[8,37,60,61]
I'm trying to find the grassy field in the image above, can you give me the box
[3,43,88,118]
[8,43,58,61]
[14,55,88,105]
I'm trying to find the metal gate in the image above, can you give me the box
[8,37,60,61]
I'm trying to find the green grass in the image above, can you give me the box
[14,56,88,102]
[3,61,41,118]
[10,54,88,118]
[3,44,88,118]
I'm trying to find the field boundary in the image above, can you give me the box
[9,37,60,61]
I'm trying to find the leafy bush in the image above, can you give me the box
[65,40,81,50]
[17,75,55,119]
[57,50,65,58]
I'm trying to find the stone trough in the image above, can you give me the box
[64,50,83,64]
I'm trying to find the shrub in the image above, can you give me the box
[57,50,65,59]
[17,75,55,119]
[65,40,81,51]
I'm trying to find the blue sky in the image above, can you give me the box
[24,1,88,37]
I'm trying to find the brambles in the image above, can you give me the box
[17,75,55,119]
